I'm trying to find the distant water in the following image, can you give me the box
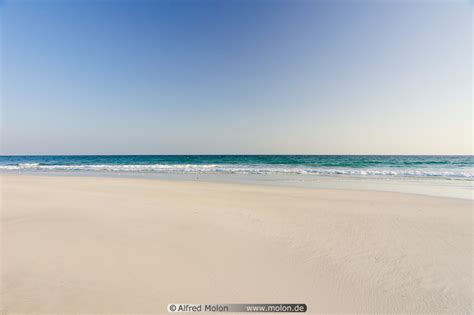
[0,155,472,179]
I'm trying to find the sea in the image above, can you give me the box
[1,155,472,199]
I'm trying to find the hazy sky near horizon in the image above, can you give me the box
[1,0,472,155]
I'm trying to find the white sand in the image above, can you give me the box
[1,174,472,313]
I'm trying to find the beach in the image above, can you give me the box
[1,174,472,313]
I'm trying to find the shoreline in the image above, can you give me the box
[2,174,472,313]
[1,170,472,200]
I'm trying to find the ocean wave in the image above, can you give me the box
[18,163,41,168]
[0,163,473,179]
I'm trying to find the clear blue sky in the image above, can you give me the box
[1,0,472,154]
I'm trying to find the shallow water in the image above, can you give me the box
[1,155,472,199]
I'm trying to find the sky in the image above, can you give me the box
[1,0,472,155]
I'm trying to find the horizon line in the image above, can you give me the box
[0,153,472,157]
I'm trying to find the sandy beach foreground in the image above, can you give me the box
[1,174,472,313]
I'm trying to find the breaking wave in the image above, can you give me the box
[0,163,472,179]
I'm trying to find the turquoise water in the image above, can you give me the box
[1,155,472,199]
[0,155,472,179]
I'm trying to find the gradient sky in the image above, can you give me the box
[1,0,472,155]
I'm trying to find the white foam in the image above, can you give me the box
[0,163,472,179]
[18,163,40,168]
